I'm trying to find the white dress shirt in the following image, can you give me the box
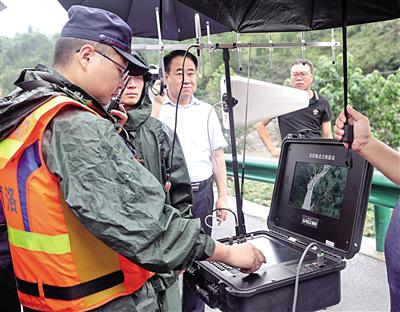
[159,96,228,182]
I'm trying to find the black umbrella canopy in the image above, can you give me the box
[178,0,400,33]
[58,0,230,41]
[0,1,6,12]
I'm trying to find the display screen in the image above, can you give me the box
[289,162,348,219]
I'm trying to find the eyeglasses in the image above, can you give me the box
[94,50,129,80]
[291,72,310,78]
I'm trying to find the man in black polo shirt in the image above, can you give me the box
[256,59,332,157]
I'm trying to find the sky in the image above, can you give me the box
[0,0,68,37]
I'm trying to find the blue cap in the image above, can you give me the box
[61,5,148,76]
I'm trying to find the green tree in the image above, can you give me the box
[313,54,400,148]
[348,20,400,73]
[1,32,56,95]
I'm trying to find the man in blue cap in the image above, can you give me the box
[0,6,265,312]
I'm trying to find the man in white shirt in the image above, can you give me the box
[158,50,228,312]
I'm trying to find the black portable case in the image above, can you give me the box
[184,138,373,312]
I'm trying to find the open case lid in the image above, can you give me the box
[267,138,373,259]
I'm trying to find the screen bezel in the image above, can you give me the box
[268,139,372,256]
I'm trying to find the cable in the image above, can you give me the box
[204,207,238,231]
[292,242,322,312]
[166,44,198,192]
[206,102,237,210]
[240,44,252,203]
[205,47,255,238]
[205,47,254,235]
[211,207,238,225]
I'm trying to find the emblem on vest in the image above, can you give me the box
[0,186,17,213]
[312,109,319,116]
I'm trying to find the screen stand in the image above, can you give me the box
[222,48,246,237]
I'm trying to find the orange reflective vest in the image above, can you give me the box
[0,95,154,311]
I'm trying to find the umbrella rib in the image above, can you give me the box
[127,0,134,19]
[237,1,257,33]
[310,0,315,29]
[126,0,135,36]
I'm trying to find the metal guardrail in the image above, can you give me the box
[225,155,400,251]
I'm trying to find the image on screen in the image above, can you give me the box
[288,162,348,219]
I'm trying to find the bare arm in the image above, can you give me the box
[321,120,333,138]
[151,101,161,119]
[211,147,228,221]
[359,137,399,185]
[255,119,280,157]
[334,105,400,185]
[209,241,266,273]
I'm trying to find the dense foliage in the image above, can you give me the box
[313,55,400,147]
[0,32,57,95]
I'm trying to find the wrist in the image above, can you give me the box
[358,136,378,158]
[216,198,228,210]
[217,194,228,202]
[209,241,230,262]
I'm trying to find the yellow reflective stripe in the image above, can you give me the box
[8,226,71,255]
[26,96,96,123]
[0,138,23,160]
[34,96,72,116]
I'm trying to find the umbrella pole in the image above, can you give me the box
[222,48,246,237]
[342,0,348,116]
[341,0,354,167]
[155,7,166,95]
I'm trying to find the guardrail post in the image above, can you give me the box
[374,204,391,252]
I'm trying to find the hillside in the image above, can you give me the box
[1,19,398,151]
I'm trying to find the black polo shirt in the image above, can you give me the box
[278,91,332,139]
